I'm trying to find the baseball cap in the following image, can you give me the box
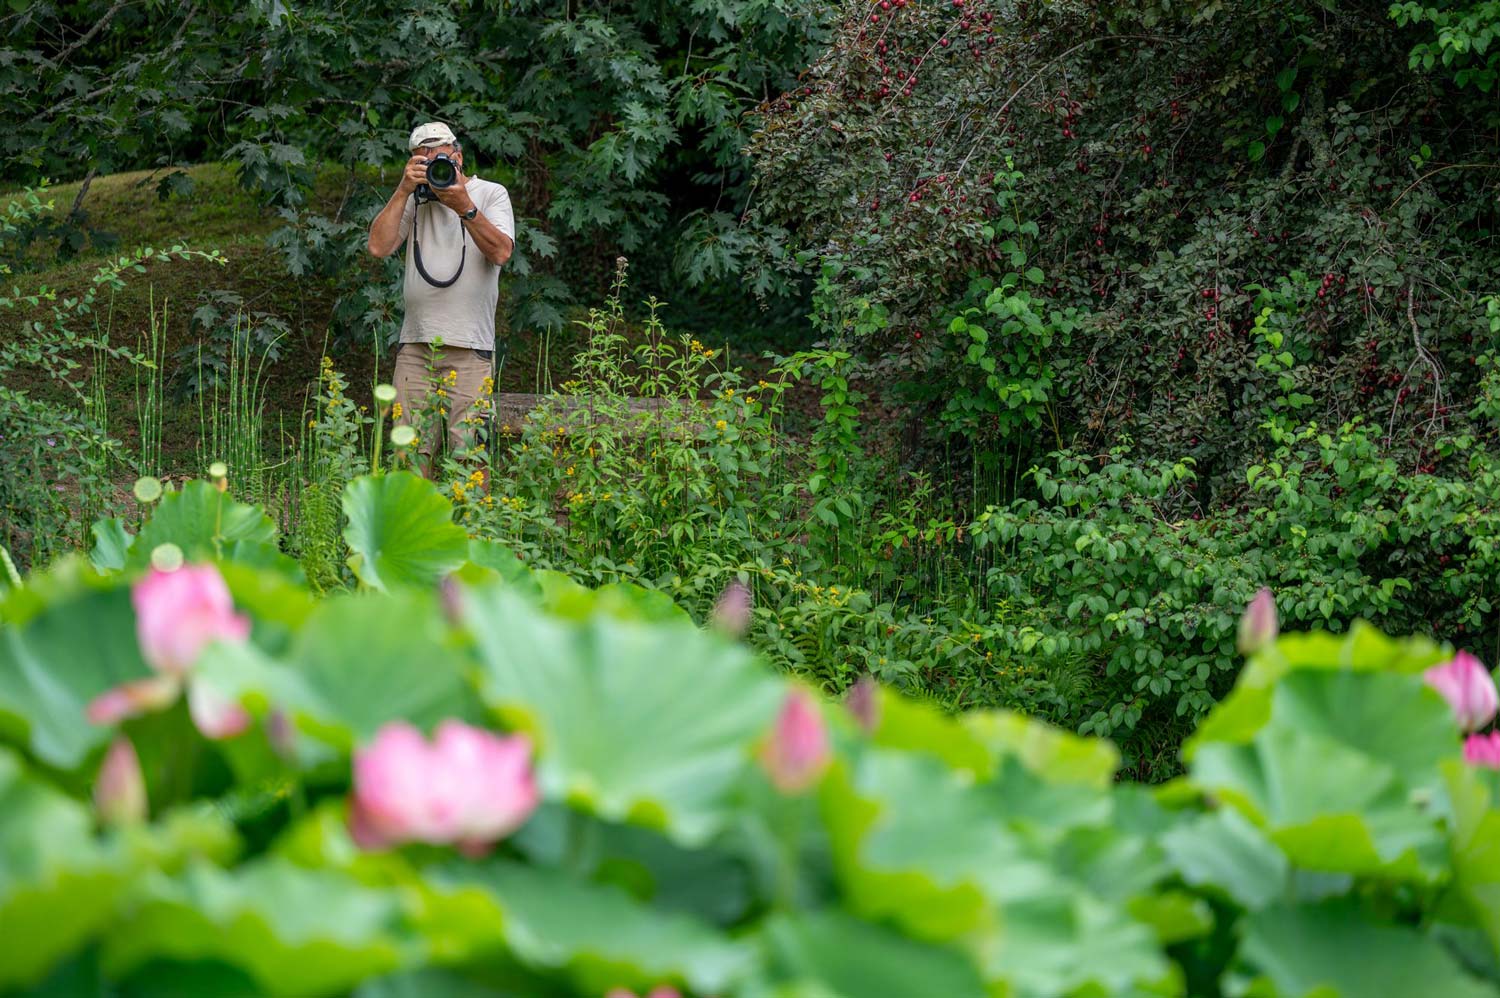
[408,121,457,151]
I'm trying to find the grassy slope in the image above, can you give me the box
[9,163,418,480]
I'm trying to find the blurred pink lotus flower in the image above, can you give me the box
[844,674,880,734]
[1236,588,1278,655]
[760,688,831,794]
[133,564,251,677]
[604,988,683,998]
[1464,732,1500,769]
[349,720,539,855]
[1424,651,1498,733]
[711,579,752,636]
[94,736,147,825]
[86,564,252,739]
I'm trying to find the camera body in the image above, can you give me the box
[414,153,459,204]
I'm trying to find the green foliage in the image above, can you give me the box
[747,0,1500,493]
[9,521,1500,995]
[0,190,223,568]
[1392,1,1500,92]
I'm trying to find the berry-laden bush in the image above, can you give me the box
[6,470,1500,996]
[745,0,1500,488]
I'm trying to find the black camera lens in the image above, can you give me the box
[426,154,457,189]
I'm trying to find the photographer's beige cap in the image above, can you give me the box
[408,121,457,150]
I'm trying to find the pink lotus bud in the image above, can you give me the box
[266,709,297,759]
[187,682,252,740]
[1464,732,1500,769]
[86,675,181,726]
[760,688,831,794]
[844,675,880,733]
[711,579,752,637]
[94,737,147,825]
[1237,588,1279,655]
[132,564,251,677]
[604,989,682,998]
[1425,651,1499,733]
[349,720,539,853]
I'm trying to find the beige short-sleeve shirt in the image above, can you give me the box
[396,176,515,350]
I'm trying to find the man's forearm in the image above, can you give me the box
[462,212,513,268]
[367,190,409,258]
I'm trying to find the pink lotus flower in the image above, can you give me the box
[711,579,752,637]
[349,720,539,855]
[1464,732,1500,769]
[94,736,147,825]
[844,674,880,734]
[1237,588,1278,655]
[1424,651,1498,733]
[760,688,831,794]
[86,564,252,739]
[605,988,682,998]
[133,564,251,676]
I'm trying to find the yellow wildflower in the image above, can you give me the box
[565,466,575,476]
[715,419,727,431]
[307,419,317,429]
[391,403,402,419]
[443,369,458,386]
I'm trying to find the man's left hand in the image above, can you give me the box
[433,165,474,216]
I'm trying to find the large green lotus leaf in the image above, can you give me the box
[963,708,1120,788]
[1160,808,1289,910]
[1189,671,1453,881]
[217,563,318,654]
[342,472,469,591]
[355,968,534,998]
[0,581,150,768]
[462,584,784,845]
[0,749,131,989]
[429,860,754,995]
[454,538,542,598]
[102,858,410,996]
[1188,625,1448,756]
[129,481,278,569]
[1445,761,1500,959]
[533,570,689,624]
[977,893,1171,998]
[867,688,995,776]
[760,910,988,998]
[1232,899,1497,998]
[824,746,1169,992]
[90,517,135,573]
[196,591,478,748]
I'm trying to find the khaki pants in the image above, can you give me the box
[392,342,493,466]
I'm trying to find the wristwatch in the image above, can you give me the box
[461,206,478,222]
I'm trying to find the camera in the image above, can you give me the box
[415,153,459,203]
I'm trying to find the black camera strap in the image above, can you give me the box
[408,195,466,288]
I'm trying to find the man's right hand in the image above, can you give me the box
[397,154,429,196]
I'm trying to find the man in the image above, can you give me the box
[367,121,515,472]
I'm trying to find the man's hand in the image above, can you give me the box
[432,163,475,215]
[397,154,429,196]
